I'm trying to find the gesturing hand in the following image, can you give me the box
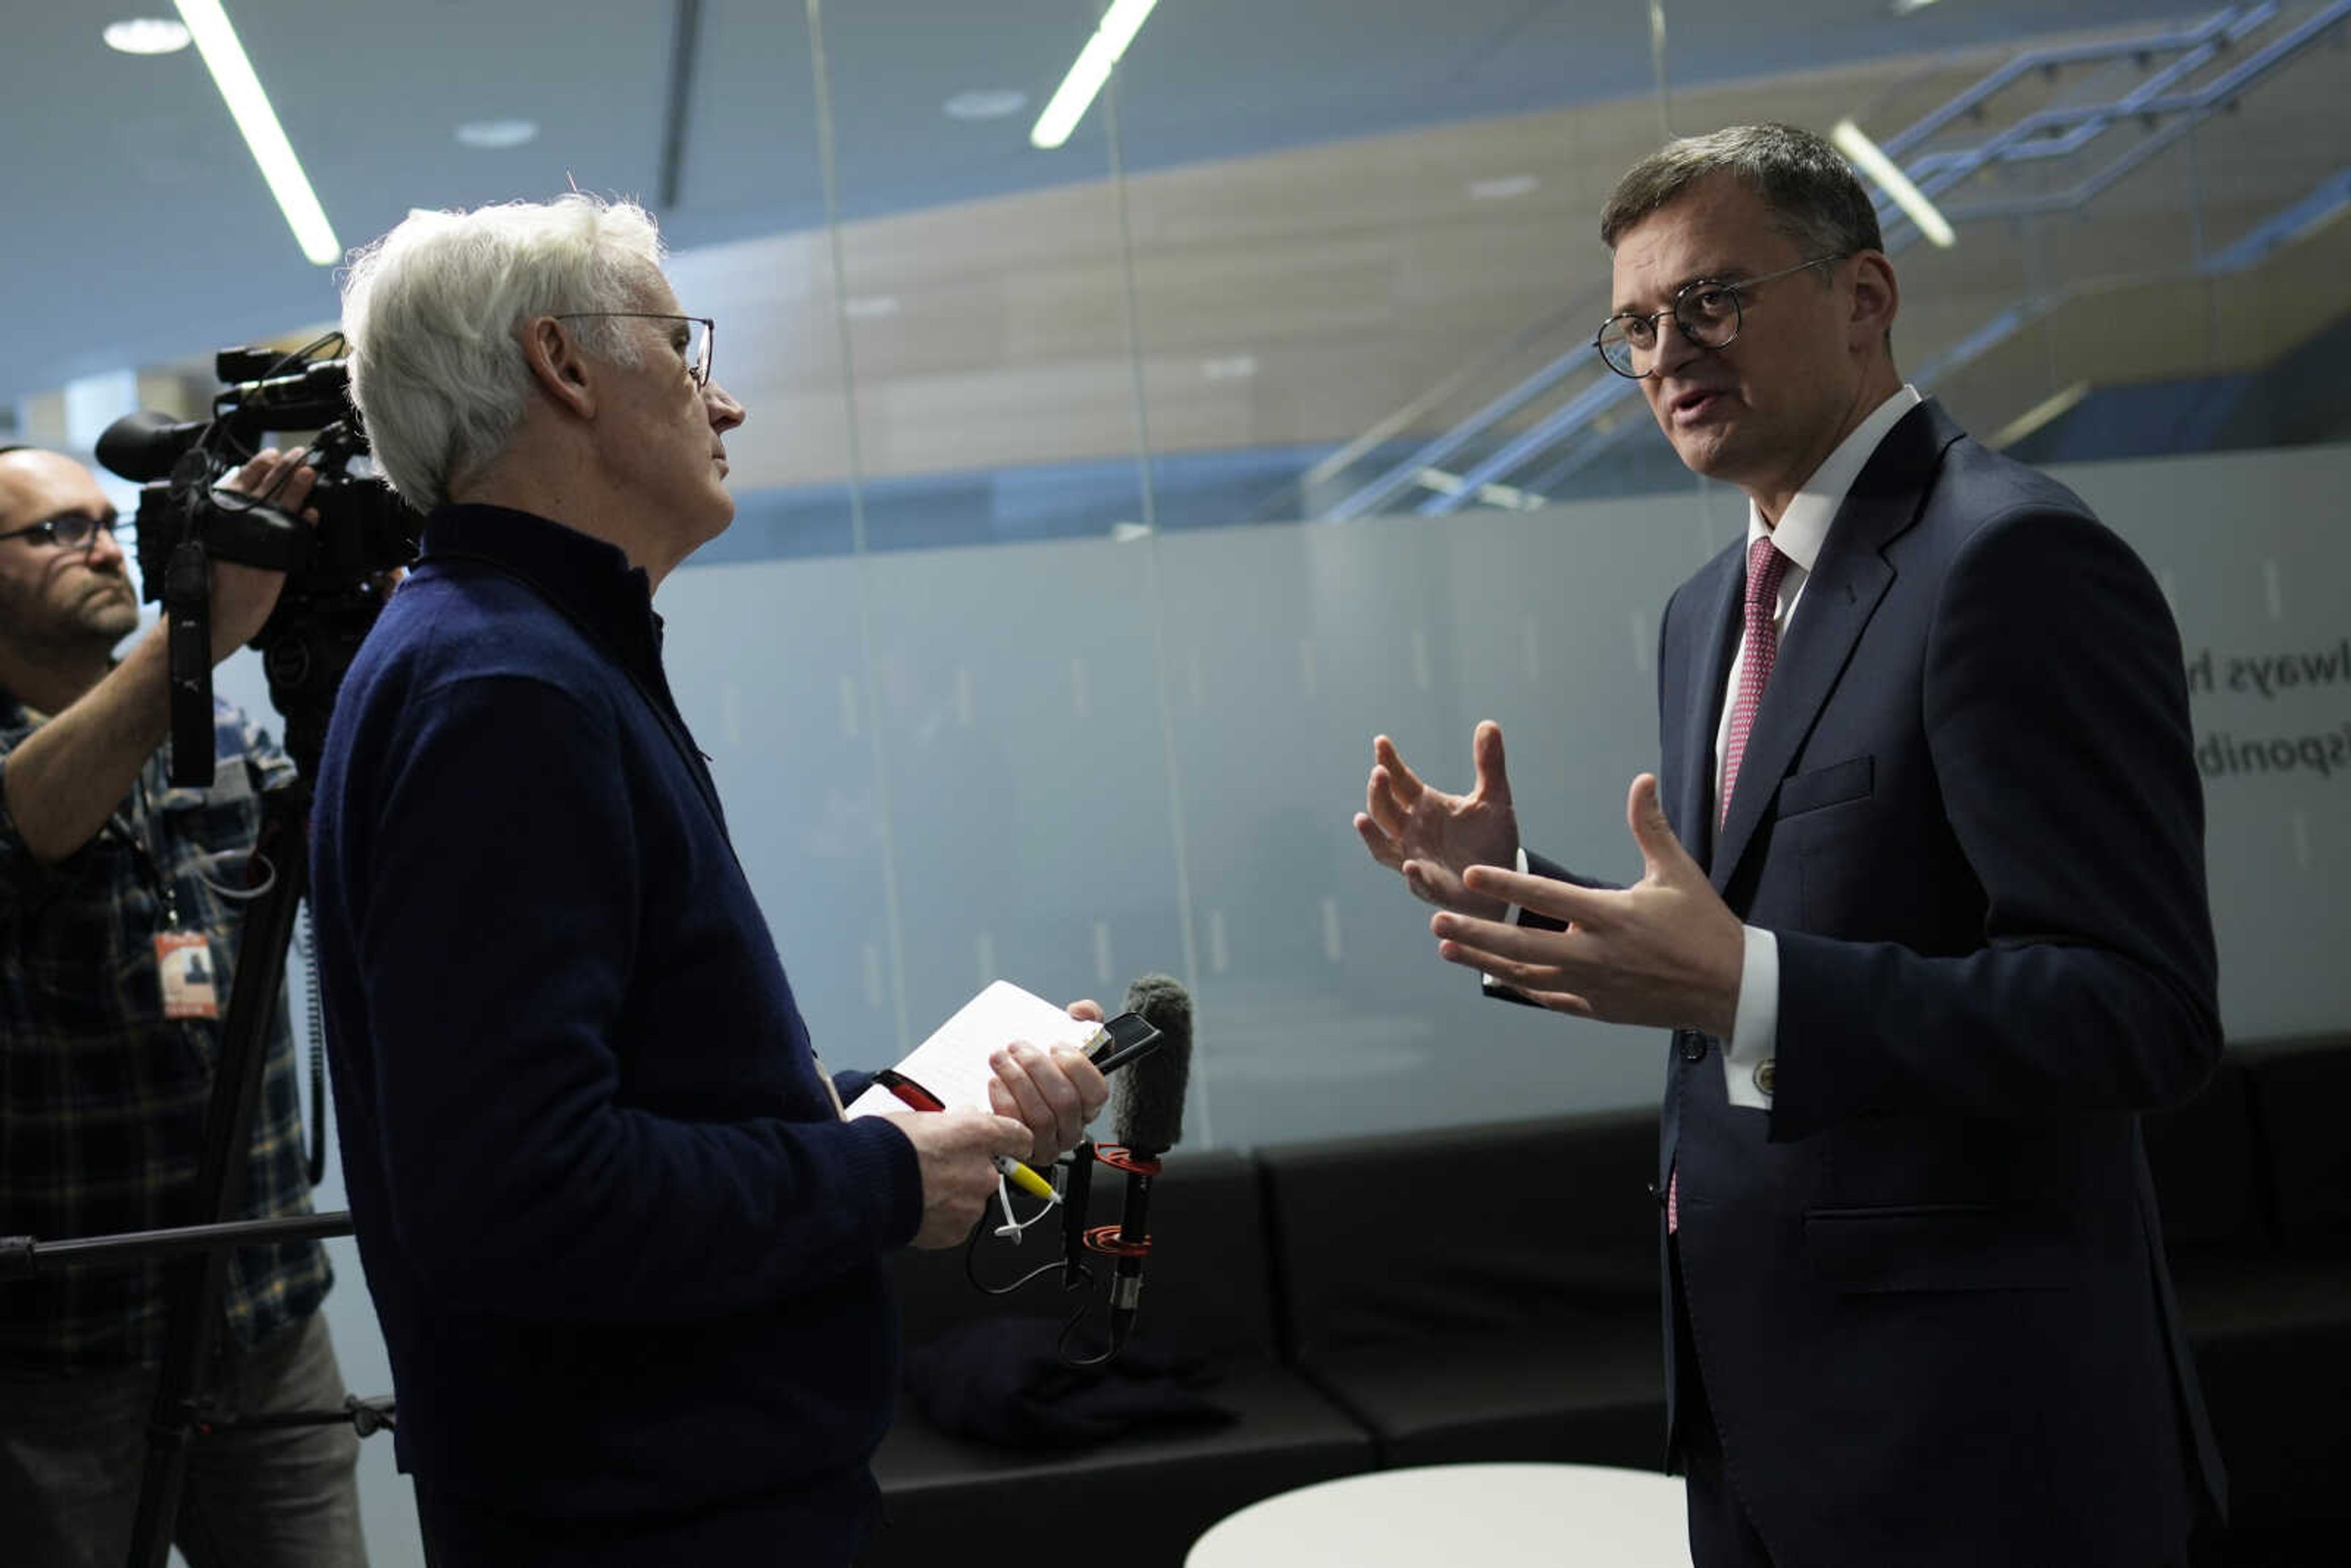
[893,1109,1037,1250]
[1354,720,1520,919]
[1429,773,1745,1038]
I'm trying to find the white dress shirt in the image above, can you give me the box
[1715,383,1921,1109]
[1491,384,1923,1112]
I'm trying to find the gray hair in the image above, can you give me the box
[1600,123,1882,260]
[340,194,666,512]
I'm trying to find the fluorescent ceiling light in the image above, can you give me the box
[1479,481,1545,511]
[1831,117,1955,249]
[456,118,538,150]
[104,18,191,54]
[1889,0,1939,13]
[1030,0,1158,151]
[943,89,1028,121]
[1468,174,1540,200]
[172,0,340,265]
[1414,467,1543,510]
[1989,381,2090,451]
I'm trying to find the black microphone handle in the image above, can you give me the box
[1060,1139,1095,1290]
[1108,1163,1155,1346]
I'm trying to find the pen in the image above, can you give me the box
[876,1070,1058,1202]
[994,1155,1059,1202]
[875,1069,944,1112]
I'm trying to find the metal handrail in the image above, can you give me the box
[1320,7,2274,520]
[1880,6,2254,157]
[1321,332,1597,522]
[1394,0,2349,516]
[1914,0,2343,220]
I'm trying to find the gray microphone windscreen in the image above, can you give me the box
[1112,975,1191,1158]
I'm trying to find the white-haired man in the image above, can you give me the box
[309,195,1107,1567]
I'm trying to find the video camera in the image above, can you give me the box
[96,337,419,786]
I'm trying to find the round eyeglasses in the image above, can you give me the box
[552,312,716,388]
[0,513,118,551]
[1594,254,1845,379]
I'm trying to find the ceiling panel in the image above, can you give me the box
[0,0,2282,412]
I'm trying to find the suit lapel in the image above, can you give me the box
[1708,401,1962,894]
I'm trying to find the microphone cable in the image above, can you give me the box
[961,1160,1080,1297]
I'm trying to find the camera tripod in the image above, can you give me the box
[0,775,392,1568]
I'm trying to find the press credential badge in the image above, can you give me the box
[156,931,220,1020]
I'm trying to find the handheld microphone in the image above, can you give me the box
[1060,998,1164,1288]
[1102,975,1191,1349]
[1059,1139,1095,1291]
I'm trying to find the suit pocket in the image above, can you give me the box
[1804,1204,2080,1294]
[1774,754,1873,819]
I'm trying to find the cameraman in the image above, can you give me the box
[0,445,368,1567]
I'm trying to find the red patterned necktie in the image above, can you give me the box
[1720,534,1791,828]
[1671,533,1789,1236]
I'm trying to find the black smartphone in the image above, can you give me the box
[1085,1011,1162,1075]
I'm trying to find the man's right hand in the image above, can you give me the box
[1354,720,1520,920]
[208,448,320,662]
[890,1109,1037,1249]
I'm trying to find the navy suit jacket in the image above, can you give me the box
[1533,400,2225,1564]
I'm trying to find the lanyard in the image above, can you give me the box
[122,767,182,932]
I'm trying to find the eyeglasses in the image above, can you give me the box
[0,513,118,551]
[552,312,716,388]
[1594,254,1846,379]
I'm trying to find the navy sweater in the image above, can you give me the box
[310,505,920,1550]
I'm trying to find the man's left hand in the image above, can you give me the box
[1430,773,1745,1038]
[985,1000,1109,1161]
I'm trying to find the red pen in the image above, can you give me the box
[874,1069,1054,1200]
[874,1068,943,1112]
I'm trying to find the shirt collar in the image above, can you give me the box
[417,503,663,668]
[1746,383,1923,572]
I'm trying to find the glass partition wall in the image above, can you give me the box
[128,4,2349,1154]
[624,1,2351,1155]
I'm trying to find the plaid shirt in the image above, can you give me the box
[0,691,331,1370]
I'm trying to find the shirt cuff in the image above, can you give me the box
[1722,924,1779,1110]
[1480,845,1535,992]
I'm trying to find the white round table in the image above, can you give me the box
[1186,1462,1690,1567]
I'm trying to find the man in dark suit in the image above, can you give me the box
[1354,124,2224,1566]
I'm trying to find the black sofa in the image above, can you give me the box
[1254,1110,1665,1472]
[2145,1036,2351,1566]
[866,1149,1373,1568]
[866,1038,2351,1567]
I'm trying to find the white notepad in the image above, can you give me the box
[840,980,1108,1119]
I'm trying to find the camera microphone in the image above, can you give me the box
[96,361,355,486]
[226,359,353,431]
